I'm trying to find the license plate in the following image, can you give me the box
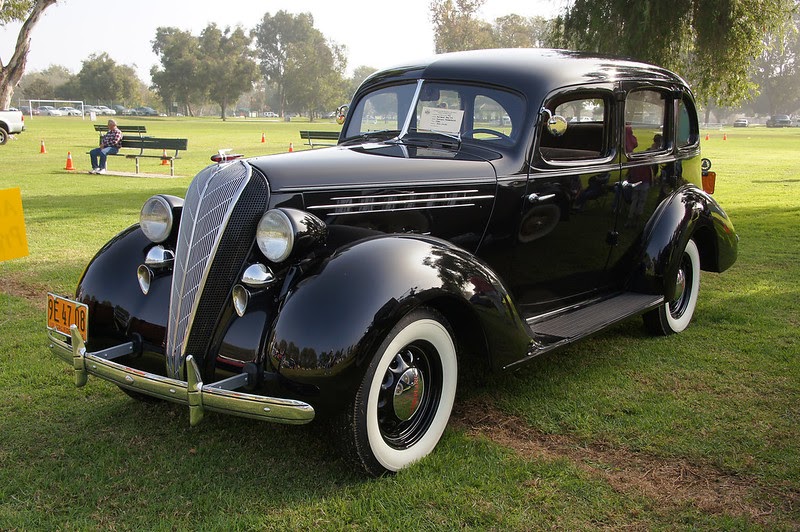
[47,293,88,341]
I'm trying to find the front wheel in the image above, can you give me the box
[644,239,700,335]
[342,307,457,476]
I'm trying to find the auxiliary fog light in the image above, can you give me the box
[232,284,250,317]
[137,265,153,295]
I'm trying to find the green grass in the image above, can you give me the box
[1,119,799,529]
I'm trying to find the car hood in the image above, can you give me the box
[246,143,498,192]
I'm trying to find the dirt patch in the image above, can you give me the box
[451,398,798,526]
[0,273,48,310]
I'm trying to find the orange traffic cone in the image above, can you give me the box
[723,133,727,141]
[64,151,75,170]
[704,133,709,141]
[261,132,266,143]
[161,149,169,165]
[288,142,293,152]
[40,139,46,153]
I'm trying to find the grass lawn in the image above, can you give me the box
[1,117,798,529]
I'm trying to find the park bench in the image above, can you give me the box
[299,130,340,148]
[89,136,188,176]
[93,124,148,137]
[117,137,188,176]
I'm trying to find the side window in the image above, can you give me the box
[473,95,512,139]
[677,96,699,148]
[540,95,609,162]
[624,90,667,155]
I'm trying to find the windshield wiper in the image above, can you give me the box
[340,130,400,144]
[399,128,462,148]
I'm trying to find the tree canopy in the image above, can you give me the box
[252,10,346,118]
[151,24,258,118]
[556,0,796,105]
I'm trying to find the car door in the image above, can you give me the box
[606,84,677,276]
[511,86,622,313]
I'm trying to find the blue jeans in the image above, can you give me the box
[89,146,119,169]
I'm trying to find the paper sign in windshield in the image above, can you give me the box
[419,107,464,135]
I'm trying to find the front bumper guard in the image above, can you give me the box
[48,326,314,426]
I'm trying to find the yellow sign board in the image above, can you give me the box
[0,187,29,262]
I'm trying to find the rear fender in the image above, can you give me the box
[631,185,738,298]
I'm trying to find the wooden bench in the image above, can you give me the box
[94,124,148,136]
[116,137,188,176]
[299,130,339,148]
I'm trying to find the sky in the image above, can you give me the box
[0,0,565,85]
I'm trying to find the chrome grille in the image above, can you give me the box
[166,162,252,378]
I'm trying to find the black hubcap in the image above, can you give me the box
[377,342,442,449]
[669,253,692,319]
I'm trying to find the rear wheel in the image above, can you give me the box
[0,127,8,145]
[342,307,457,476]
[644,239,700,335]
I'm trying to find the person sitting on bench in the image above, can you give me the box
[89,119,123,174]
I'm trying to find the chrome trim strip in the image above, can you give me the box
[48,328,314,425]
[328,189,481,200]
[399,79,425,137]
[316,203,481,216]
[308,195,494,211]
[277,177,496,193]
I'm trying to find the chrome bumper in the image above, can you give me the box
[47,326,314,426]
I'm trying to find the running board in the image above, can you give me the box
[526,292,664,340]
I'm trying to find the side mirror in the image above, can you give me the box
[541,108,568,137]
[336,104,348,125]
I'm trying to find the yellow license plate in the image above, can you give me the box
[47,293,88,341]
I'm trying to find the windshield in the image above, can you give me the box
[344,80,525,148]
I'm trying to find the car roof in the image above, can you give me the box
[361,48,689,96]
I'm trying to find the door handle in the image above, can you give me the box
[527,193,555,203]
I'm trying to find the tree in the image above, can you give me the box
[151,27,206,116]
[493,14,556,48]
[252,10,318,116]
[346,65,378,100]
[282,35,347,119]
[73,53,143,104]
[430,0,494,53]
[0,0,57,108]
[198,24,259,120]
[752,10,800,115]
[556,0,796,106]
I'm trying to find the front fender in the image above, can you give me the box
[631,185,738,298]
[76,225,169,352]
[266,235,532,413]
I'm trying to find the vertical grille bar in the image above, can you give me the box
[166,162,252,378]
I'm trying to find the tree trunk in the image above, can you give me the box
[0,0,58,109]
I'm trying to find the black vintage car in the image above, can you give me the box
[47,49,738,476]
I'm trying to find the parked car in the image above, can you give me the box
[733,118,748,127]
[95,105,117,115]
[46,49,738,476]
[263,111,279,118]
[766,114,792,127]
[0,108,25,144]
[58,106,82,116]
[38,105,63,116]
[134,106,159,116]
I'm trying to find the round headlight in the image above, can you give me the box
[140,196,173,243]
[256,209,294,262]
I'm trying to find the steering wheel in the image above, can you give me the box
[463,128,512,142]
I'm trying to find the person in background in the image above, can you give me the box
[89,119,123,174]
